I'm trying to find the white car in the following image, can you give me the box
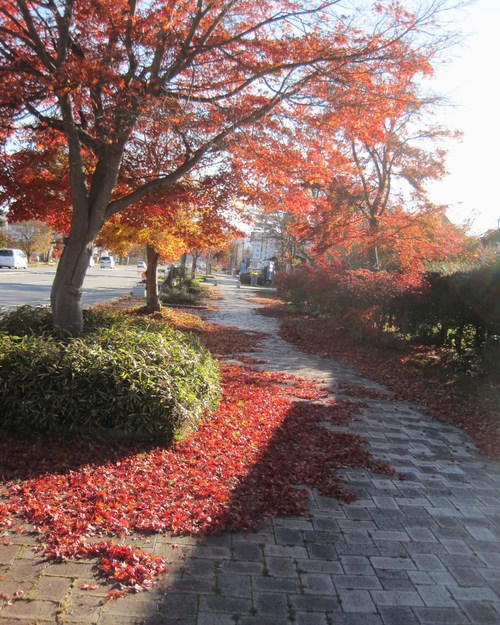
[137,260,146,270]
[100,255,115,269]
[0,248,28,269]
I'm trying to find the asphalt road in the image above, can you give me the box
[0,264,145,310]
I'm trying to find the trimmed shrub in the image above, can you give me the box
[238,272,267,286]
[276,261,500,351]
[275,267,420,341]
[0,307,220,440]
[0,304,53,336]
[394,260,500,349]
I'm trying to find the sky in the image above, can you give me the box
[425,0,500,234]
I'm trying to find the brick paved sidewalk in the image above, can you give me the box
[1,274,500,624]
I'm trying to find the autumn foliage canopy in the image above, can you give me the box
[0,0,460,333]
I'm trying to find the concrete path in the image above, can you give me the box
[1,275,500,624]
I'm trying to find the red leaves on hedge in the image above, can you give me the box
[0,363,391,594]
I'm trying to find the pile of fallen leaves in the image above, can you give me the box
[0,355,392,598]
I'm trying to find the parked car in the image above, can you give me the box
[100,255,115,269]
[137,260,146,270]
[0,248,28,269]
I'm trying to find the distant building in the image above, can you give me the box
[480,226,500,259]
[247,230,277,271]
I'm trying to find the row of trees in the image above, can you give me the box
[0,0,473,334]
[1,220,53,260]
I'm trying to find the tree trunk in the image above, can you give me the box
[368,216,380,271]
[144,244,161,313]
[179,254,187,287]
[191,250,200,280]
[51,236,95,336]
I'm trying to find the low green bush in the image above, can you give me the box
[0,304,53,336]
[160,284,211,306]
[0,307,220,440]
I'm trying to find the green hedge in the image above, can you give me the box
[275,261,500,351]
[391,261,500,349]
[0,307,220,440]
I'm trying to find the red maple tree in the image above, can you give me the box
[0,0,454,334]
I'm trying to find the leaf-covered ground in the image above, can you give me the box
[256,299,500,458]
[0,308,392,599]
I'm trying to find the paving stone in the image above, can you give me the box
[440,553,485,568]
[338,519,376,531]
[373,541,408,559]
[198,594,252,614]
[340,556,376,576]
[377,571,415,592]
[217,573,252,598]
[460,600,500,624]
[182,558,219,578]
[478,567,500,582]
[252,576,300,593]
[289,593,341,612]
[344,506,373,521]
[31,575,73,601]
[99,616,160,625]
[0,545,22,565]
[371,497,401,511]
[411,553,446,572]
[265,556,296,577]
[306,542,337,559]
[239,617,291,625]
[408,570,434,585]
[300,573,335,594]
[158,593,199,618]
[253,591,288,615]
[275,527,304,545]
[0,599,59,621]
[293,613,330,625]
[416,585,457,607]
[439,538,474,554]
[328,615,384,625]
[194,545,231,560]
[263,544,308,559]
[43,560,97,578]
[379,606,420,625]
[371,530,410,542]
[447,565,487,586]
[232,542,264,562]
[370,556,416,571]
[370,589,424,607]
[169,575,216,593]
[295,558,343,575]
[3,557,46,583]
[406,528,438,542]
[197,614,236,625]
[337,589,376,612]
[219,559,264,576]
[447,585,499,602]
[428,571,460,587]
[412,606,469,623]
[477,550,500,567]
[333,574,382,590]
[335,542,381,557]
